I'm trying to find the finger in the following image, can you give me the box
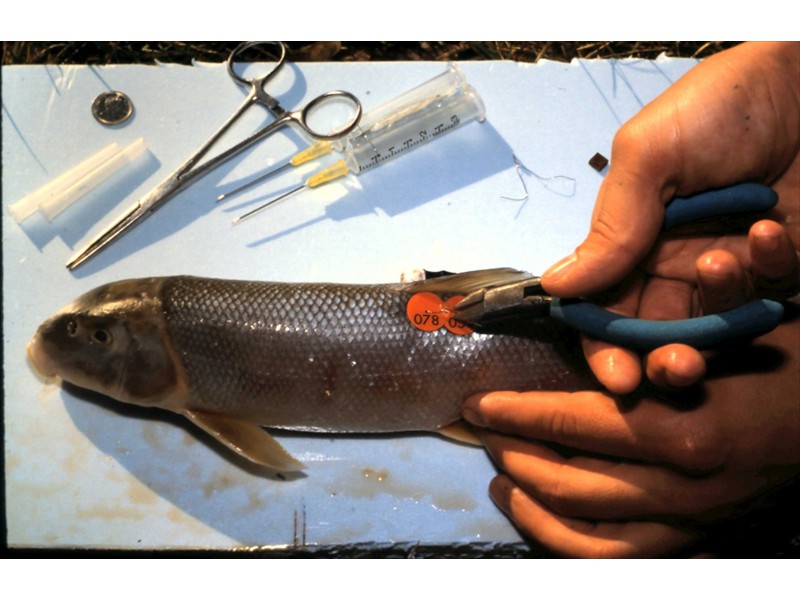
[635,276,706,388]
[480,431,751,521]
[488,474,697,558]
[580,278,644,395]
[647,234,750,283]
[695,249,749,314]
[645,344,707,388]
[463,390,726,472]
[542,163,668,298]
[749,219,800,296]
[582,336,642,395]
[637,277,694,320]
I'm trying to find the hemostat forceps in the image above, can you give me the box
[454,183,793,351]
[67,41,362,270]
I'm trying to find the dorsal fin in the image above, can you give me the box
[404,267,534,296]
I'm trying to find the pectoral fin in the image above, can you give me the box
[437,421,482,446]
[183,410,306,471]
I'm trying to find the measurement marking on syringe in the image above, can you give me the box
[357,115,462,172]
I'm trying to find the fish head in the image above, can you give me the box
[28,278,181,409]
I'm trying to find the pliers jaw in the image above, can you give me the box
[454,276,552,326]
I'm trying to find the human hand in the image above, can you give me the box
[542,42,800,394]
[465,43,800,558]
[463,315,800,558]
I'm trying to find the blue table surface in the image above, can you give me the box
[3,56,698,550]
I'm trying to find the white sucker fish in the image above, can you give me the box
[28,269,593,471]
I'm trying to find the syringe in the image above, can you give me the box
[230,65,486,223]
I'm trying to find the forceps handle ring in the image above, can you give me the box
[227,41,286,89]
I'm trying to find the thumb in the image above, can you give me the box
[542,160,670,298]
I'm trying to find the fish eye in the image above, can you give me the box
[66,319,78,337]
[91,328,112,345]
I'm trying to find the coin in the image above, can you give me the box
[92,91,133,126]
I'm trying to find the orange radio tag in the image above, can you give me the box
[441,296,474,335]
[406,292,473,335]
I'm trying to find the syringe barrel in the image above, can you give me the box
[339,64,469,139]
[338,65,486,174]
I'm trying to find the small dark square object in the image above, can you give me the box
[588,152,609,172]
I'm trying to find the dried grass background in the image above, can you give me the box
[2,41,739,65]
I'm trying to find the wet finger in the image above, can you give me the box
[488,474,697,558]
[479,432,751,521]
[645,343,707,388]
[582,336,642,395]
[635,278,700,388]
[579,279,644,395]
[695,249,749,314]
[749,220,800,296]
[463,390,723,471]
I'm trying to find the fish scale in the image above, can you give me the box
[160,276,592,433]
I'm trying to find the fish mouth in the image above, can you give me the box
[27,335,57,378]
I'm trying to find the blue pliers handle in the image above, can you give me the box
[455,183,786,351]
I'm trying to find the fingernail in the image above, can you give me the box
[542,252,577,285]
[488,474,514,512]
[463,393,489,426]
[462,406,486,427]
[755,232,781,253]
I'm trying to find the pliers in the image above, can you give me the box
[454,183,793,351]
